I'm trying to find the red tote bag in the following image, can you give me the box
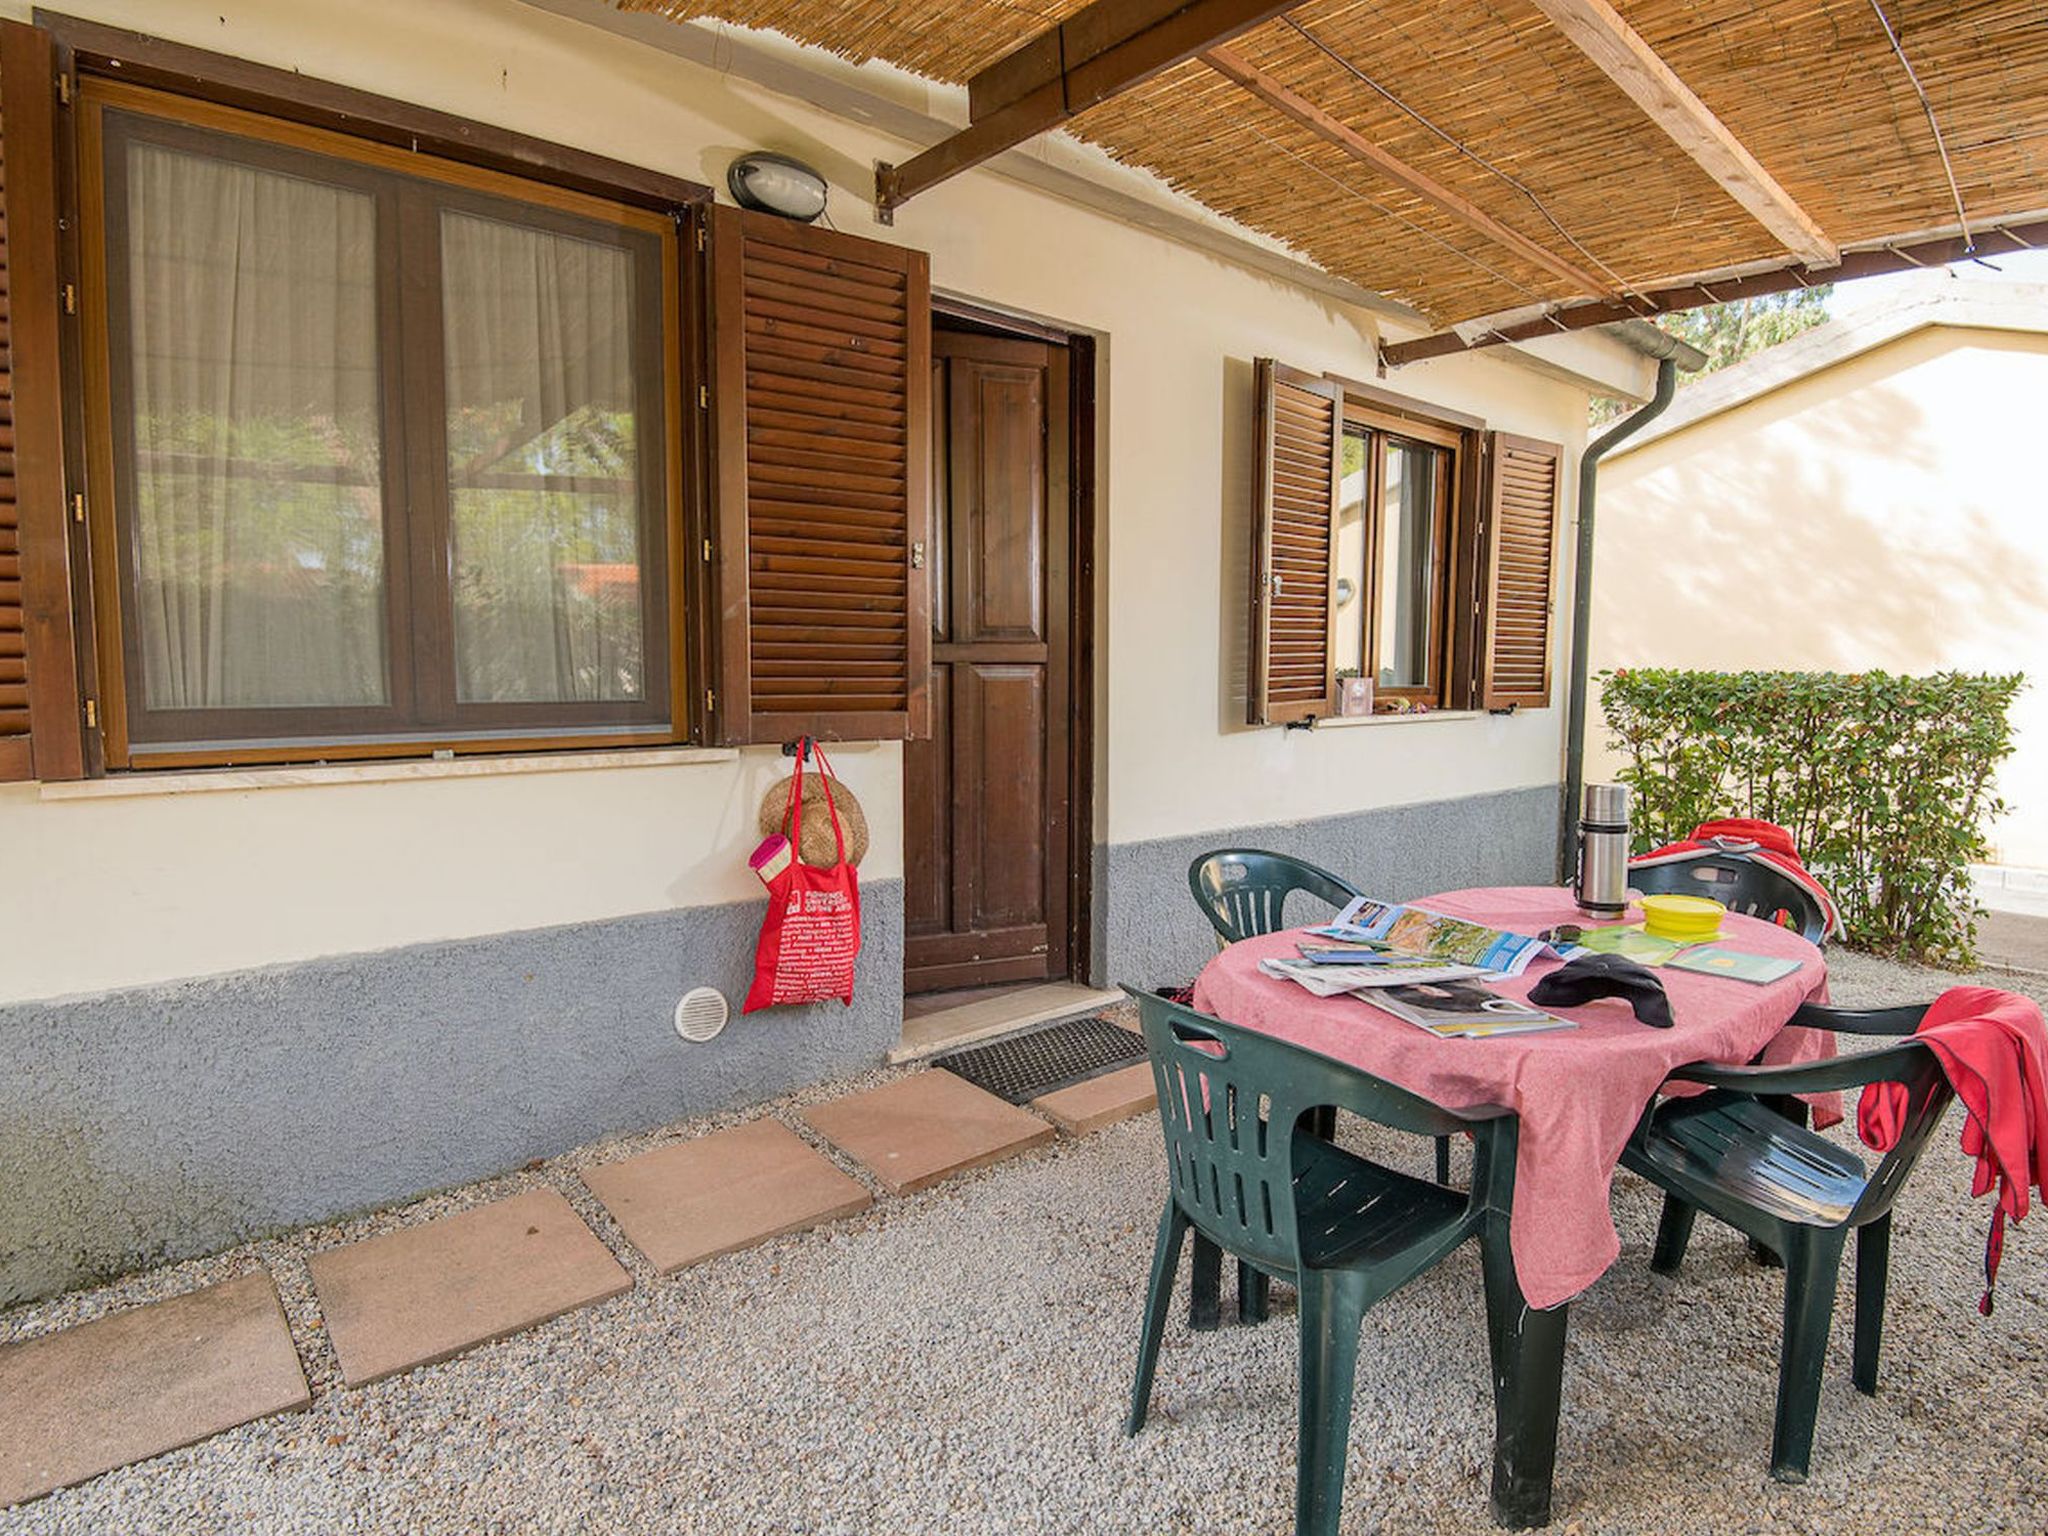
[743,741,862,1013]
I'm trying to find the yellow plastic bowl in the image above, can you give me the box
[1640,893,1725,941]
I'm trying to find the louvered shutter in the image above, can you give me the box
[1476,431,1564,710]
[708,205,930,745]
[1248,358,1339,726]
[0,21,82,781]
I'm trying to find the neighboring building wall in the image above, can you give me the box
[1589,325,2048,866]
[0,0,1595,1299]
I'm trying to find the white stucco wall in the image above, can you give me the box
[1589,325,2048,867]
[0,0,1597,1003]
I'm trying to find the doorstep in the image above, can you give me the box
[891,981,1124,1063]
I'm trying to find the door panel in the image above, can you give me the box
[905,328,1071,993]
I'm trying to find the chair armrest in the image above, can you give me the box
[1665,1040,1932,1098]
[1787,1001,1929,1036]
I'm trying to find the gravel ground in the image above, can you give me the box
[3,952,2045,1536]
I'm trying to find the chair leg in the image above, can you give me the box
[1294,1268,1369,1536]
[1435,1134,1453,1185]
[1239,1260,1271,1325]
[1480,1215,1570,1530]
[1650,1196,1696,1275]
[1128,1201,1189,1436]
[1189,1233,1222,1331]
[1771,1231,1846,1483]
[1853,1216,1891,1396]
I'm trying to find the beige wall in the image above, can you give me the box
[0,0,1595,1003]
[1590,326,2048,866]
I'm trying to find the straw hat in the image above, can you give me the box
[757,767,870,869]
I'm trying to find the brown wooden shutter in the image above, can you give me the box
[708,205,930,745]
[0,21,84,782]
[1475,430,1564,710]
[1248,358,1340,726]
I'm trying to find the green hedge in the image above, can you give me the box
[1599,668,2024,966]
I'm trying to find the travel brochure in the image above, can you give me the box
[1316,897,1583,978]
[1258,897,1801,1037]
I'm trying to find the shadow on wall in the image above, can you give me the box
[1600,383,2048,671]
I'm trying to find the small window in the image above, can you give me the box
[81,84,679,764]
[1338,407,1458,708]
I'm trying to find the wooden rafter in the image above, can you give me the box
[875,0,1304,218]
[1202,44,1615,300]
[1525,0,1840,268]
[1377,217,2048,367]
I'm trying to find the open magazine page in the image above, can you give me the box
[1256,957,1492,995]
[1313,897,1581,978]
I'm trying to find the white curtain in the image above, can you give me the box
[440,210,645,704]
[127,140,387,710]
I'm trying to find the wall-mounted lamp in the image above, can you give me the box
[727,152,829,223]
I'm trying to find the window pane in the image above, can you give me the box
[1334,428,1368,676]
[442,211,649,705]
[124,139,388,709]
[1375,439,1439,689]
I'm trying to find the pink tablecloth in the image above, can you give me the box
[1190,884,1832,1310]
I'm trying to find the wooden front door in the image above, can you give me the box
[904,328,1072,993]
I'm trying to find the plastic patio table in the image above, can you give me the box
[1188,883,1833,1528]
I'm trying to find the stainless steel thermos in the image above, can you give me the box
[1574,782,1631,917]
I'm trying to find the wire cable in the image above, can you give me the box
[1865,0,1974,254]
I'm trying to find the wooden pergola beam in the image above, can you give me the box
[1202,44,1615,300]
[1377,217,2048,367]
[1526,0,1840,268]
[875,0,1303,218]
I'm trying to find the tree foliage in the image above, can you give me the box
[1592,288,1834,424]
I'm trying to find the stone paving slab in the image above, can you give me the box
[801,1070,1055,1194]
[0,1272,309,1508]
[581,1119,872,1273]
[1031,1062,1158,1134]
[308,1188,630,1388]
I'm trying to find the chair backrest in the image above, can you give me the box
[1187,849,1364,945]
[1846,1042,1955,1228]
[1128,987,1490,1274]
[1630,851,1828,946]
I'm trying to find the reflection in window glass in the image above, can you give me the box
[1333,427,1368,676]
[1375,438,1438,690]
[124,140,387,709]
[442,210,647,704]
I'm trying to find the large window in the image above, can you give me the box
[1334,405,1458,708]
[82,84,678,763]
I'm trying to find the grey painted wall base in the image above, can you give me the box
[1100,785,1562,989]
[0,882,903,1306]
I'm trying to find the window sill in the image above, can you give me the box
[1310,709,1486,730]
[38,744,741,801]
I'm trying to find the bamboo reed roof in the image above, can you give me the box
[621,0,2048,330]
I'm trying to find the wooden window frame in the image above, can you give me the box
[1337,396,1469,711]
[44,31,713,769]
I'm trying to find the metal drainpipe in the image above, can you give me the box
[1558,353,1680,880]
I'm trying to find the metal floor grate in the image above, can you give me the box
[934,1013,1146,1104]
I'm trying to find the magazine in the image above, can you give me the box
[1257,956,1492,996]
[1312,897,1581,978]
[1359,979,1576,1038]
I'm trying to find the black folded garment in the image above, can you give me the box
[1528,953,1674,1028]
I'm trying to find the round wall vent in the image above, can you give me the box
[674,986,730,1043]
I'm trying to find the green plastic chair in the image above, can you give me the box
[1619,1000,1955,1483]
[1188,848,1365,948]
[1124,987,1526,1536]
[1188,848,1454,1202]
